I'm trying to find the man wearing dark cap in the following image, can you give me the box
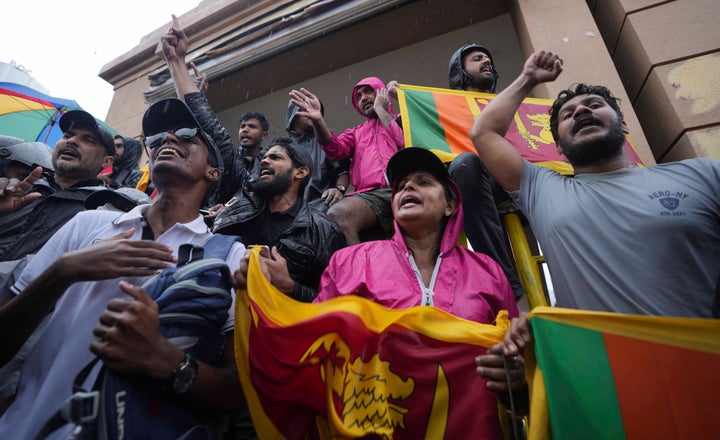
[0,109,116,261]
[446,43,526,303]
[214,137,346,303]
[0,98,246,440]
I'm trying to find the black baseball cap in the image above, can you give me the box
[386,147,450,188]
[142,98,223,171]
[59,110,115,156]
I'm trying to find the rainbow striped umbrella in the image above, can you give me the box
[0,81,116,148]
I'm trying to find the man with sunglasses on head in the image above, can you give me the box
[0,98,247,440]
[0,110,115,262]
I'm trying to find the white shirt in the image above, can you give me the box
[0,205,245,440]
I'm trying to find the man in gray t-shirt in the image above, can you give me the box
[468,50,719,318]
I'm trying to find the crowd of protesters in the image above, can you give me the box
[0,12,717,440]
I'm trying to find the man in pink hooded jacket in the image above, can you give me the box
[289,77,404,244]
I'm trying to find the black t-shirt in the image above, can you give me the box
[236,197,302,247]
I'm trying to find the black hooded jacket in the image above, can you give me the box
[108,137,142,189]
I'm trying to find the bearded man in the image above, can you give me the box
[0,110,115,261]
[212,137,346,302]
[469,50,720,317]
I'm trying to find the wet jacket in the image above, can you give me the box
[447,44,498,92]
[108,136,142,189]
[0,176,105,261]
[184,92,258,205]
[286,101,349,203]
[315,181,516,324]
[213,189,346,302]
[322,77,404,194]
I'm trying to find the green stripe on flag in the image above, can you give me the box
[531,318,625,439]
[403,89,451,153]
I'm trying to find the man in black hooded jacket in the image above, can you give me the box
[447,43,526,302]
[98,135,143,189]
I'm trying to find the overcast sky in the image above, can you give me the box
[2,1,200,120]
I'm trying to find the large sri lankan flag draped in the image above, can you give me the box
[235,247,511,439]
[396,84,643,174]
[525,307,720,440]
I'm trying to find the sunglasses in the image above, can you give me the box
[144,127,200,149]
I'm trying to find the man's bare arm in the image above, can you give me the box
[469,50,563,191]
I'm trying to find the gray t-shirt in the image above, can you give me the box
[510,158,720,317]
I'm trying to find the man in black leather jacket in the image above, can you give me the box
[161,16,346,301]
[212,138,346,302]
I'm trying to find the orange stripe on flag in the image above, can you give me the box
[433,92,476,155]
[604,333,720,440]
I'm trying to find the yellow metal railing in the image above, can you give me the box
[502,212,549,309]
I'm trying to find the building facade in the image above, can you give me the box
[100,0,720,164]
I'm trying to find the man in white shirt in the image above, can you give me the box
[0,98,246,439]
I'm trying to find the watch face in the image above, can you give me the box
[172,357,198,394]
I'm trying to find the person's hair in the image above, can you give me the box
[113,134,124,141]
[239,112,269,132]
[549,83,624,143]
[268,137,311,190]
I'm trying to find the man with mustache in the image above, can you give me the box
[473,50,719,399]
[0,110,115,261]
[470,50,720,318]
[212,137,346,302]
[447,43,526,303]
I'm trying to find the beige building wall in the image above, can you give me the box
[589,0,720,161]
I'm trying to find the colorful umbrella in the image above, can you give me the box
[0,81,117,148]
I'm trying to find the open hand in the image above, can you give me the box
[0,166,43,215]
[289,88,323,121]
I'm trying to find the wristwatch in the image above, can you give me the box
[335,184,347,194]
[164,353,198,395]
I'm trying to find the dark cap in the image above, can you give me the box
[59,110,115,156]
[386,147,450,187]
[142,98,223,171]
[85,187,152,212]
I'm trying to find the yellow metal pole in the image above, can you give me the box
[503,213,549,309]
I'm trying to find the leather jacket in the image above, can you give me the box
[213,187,346,303]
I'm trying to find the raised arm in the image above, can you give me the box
[469,51,563,191]
[289,88,334,146]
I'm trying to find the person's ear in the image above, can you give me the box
[556,142,564,156]
[621,119,630,135]
[102,156,114,169]
[445,198,458,217]
[294,166,309,181]
[206,166,221,182]
[261,132,269,141]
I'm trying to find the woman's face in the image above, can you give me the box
[392,171,455,228]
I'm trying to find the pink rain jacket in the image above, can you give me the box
[315,181,517,324]
[322,77,404,193]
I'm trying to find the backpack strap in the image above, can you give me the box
[201,234,243,260]
[33,358,103,440]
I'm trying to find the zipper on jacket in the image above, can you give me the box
[407,253,442,306]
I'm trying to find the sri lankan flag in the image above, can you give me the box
[525,307,720,440]
[396,84,644,175]
[235,247,512,439]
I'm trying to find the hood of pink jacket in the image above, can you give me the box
[351,77,393,117]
